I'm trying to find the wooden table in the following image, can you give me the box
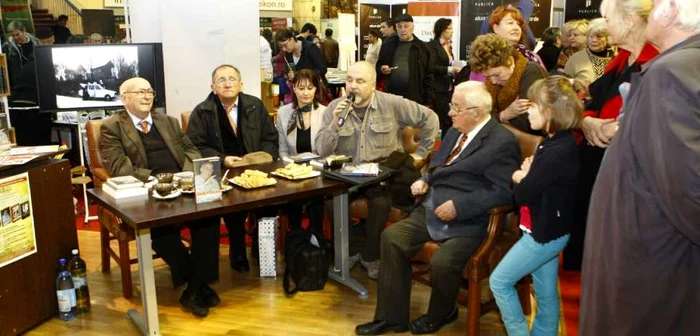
[87,161,369,336]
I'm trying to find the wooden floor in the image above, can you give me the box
[26,231,565,336]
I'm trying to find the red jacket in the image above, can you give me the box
[583,43,659,120]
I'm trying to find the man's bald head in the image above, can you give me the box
[349,61,377,84]
[120,77,154,119]
[345,61,377,107]
[120,77,151,96]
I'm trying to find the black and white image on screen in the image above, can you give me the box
[51,45,139,109]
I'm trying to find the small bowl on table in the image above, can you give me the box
[155,173,174,184]
[179,177,195,192]
[154,183,174,197]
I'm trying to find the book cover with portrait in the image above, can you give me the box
[193,157,222,203]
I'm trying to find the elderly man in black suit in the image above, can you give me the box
[355,81,520,335]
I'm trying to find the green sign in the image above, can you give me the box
[1,0,35,35]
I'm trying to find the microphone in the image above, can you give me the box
[336,94,356,128]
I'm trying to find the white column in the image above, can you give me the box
[126,0,261,121]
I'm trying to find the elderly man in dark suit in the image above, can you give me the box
[100,77,221,318]
[355,81,520,335]
[187,64,279,272]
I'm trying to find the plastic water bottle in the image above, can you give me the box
[56,258,76,321]
[69,249,91,314]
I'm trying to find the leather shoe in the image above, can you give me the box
[198,284,221,308]
[408,306,459,334]
[179,287,209,317]
[230,256,250,272]
[355,320,408,335]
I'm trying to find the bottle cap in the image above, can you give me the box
[72,249,79,255]
[59,258,67,265]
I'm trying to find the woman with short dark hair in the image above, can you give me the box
[274,69,325,234]
[537,27,562,72]
[427,18,462,137]
[275,29,327,83]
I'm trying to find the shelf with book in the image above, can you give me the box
[0,54,10,97]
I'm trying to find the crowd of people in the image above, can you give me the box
[3,0,698,334]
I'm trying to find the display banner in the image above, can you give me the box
[259,0,292,12]
[0,173,36,269]
[392,4,408,18]
[460,0,497,59]
[1,0,35,34]
[529,0,551,44]
[408,1,461,60]
[271,18,289,31]
[359,4,390,62]
[566,0,601,21]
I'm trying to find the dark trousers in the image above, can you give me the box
[375,206,482,325]
[358,185,391,262]
[151,216,220,289]
[224,208,278,260]
[564,144,605,270]
[434,91,453,138]
[224,212,248,260]
[285,196,324,233]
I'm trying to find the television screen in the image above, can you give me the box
[34,43,166,112]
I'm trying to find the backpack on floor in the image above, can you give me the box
[283,228,329,295]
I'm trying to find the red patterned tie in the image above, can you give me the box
[140,120,149,133]
[444,134,468,165]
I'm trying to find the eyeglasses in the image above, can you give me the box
[449,103,479,114]
[214,77,240,86]
[124,90,155,98]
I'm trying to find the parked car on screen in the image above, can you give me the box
[78,83,118,101]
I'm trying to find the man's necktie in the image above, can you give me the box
[444,133,468,165]
[227,104,238,135]
[140,120,149,133]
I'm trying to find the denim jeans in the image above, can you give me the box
[489,233,569,336]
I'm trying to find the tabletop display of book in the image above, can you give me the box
[193,157,222,203]
[103,176,147,198]
[340,162,379,177]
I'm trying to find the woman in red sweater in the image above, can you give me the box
[563,0,659,270]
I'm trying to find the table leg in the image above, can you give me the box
[328,192,369,298]
[127,228,161,336]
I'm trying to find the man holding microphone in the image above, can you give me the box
[316,61,439,279]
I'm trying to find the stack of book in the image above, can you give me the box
[102,176,148,198]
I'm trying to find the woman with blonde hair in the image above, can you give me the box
[564,18,616,85]
[556,20,590,70]
[564,0,659,271]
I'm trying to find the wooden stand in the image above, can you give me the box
[0,54,11,97]
[0,158,78,336]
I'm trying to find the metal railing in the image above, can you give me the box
[32,0,83,35]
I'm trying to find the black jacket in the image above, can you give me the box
[514,131,579,243]
[537,43,561,73]
[186,92,279,162]
[285,41,327,81]
[376,35,435,106]
[427,38,454,93]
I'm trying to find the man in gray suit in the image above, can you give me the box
[355,81,520,335]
